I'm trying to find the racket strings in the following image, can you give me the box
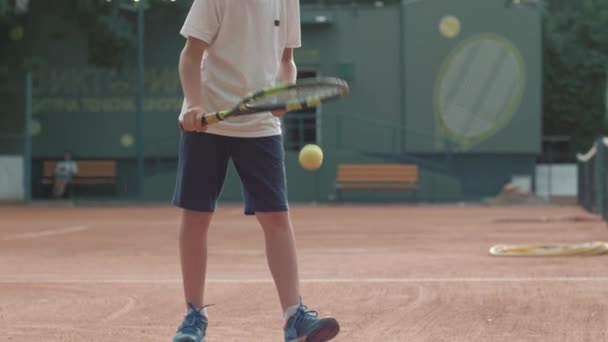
[248,84,343,109]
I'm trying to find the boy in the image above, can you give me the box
[52,150,78,199]
[173,1,340,341]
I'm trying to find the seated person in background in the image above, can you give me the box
[53,150,78,199]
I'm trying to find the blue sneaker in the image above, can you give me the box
[284,302,340,342]
[173,303,210,342]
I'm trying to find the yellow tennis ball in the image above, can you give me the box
[439,15,461,39]
[299,144,323,171]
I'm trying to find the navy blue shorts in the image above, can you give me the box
[172,131,288,215]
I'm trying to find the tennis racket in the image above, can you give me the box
[489,241,608,257]
[195,76,349,127]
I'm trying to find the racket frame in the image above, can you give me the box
[198,77,348,126]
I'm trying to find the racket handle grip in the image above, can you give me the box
[197,111,224,127]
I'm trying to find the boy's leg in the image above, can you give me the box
[174,131,230,308]
[230,135,299,311]
[255,211,300,312]
[52,179,67,198]
[231,135,339,341]
[172,131,230,342]
[179,209,213,309]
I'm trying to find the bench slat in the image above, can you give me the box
[338,169,418,174]
[335,163,418,194]
[42,160,116,178]
[337,170,418,175]
[337,175,417,182]
[71,178,117,185]
[337,183,417,190]
[337,165,417,181]
[338,166,415,169]
[338,171,417,175]
[338,168,417,173]
[78,162,116,178]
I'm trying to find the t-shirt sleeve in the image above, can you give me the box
[285,0,301,48]
[180,0,221,45]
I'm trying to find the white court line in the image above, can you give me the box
[1,276,608,284]
[1,226,89,241]
[114,221,179,226]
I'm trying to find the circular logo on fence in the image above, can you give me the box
[9,25,24,41]
[30,119,41,136]
[434,33,525,149]
[121,133,134,147]
[439,15,461,39]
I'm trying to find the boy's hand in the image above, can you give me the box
[271,109,288,117]
[179,107,207,132]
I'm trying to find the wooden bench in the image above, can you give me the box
[334,163,418,200]
[41,160,117,196]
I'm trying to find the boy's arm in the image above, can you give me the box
[273,0,300,117]
[272,48,298,117]
[277,48,297,84]
[179,36,208,131]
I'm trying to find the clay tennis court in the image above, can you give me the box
[1,204,608,341]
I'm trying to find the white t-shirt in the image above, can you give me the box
[180,0,301,137]
[55,160,78,178]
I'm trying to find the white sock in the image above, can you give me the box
[284,304,300,320]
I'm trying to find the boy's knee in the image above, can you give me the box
[181,209,213,229]
[256,212,293,234]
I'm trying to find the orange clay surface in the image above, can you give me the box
[1,204,608,341]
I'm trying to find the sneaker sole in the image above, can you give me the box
[173,336,206,342]
[288,317,340,342]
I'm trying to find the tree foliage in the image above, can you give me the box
[543,0,608,154]
[0,0,194,68]
[49,0,193,68]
